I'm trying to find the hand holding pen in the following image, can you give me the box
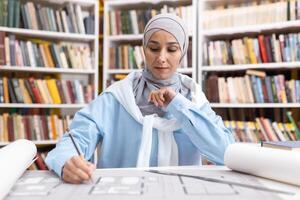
[62,129,96,184]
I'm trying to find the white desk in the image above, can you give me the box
[5,166,300,200]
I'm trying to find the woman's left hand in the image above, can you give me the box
[148,87,176,108]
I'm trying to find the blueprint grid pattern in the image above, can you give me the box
[6,169,284,200]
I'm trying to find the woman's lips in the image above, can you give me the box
[154,66,168,69]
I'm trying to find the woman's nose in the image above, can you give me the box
[157,51,167,64]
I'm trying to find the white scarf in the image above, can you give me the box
[105,72,208,167]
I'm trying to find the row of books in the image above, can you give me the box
[0,32,93,69]
[206,73,300,104]
[109,45,145,70]
[0,77,93,104]
[0,113,72,142]
[108,5,193,35]
[109,41,192,70]
[0,0,95,34]
[225,115,300,143]
[203,0,300,30]
[203,33,300,66]
[28,152,48,170]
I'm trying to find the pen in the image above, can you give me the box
[68,130,82,158]
[67,129,94,183]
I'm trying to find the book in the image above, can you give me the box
[286,111,300,139]
[0,31,6,65]
[246,69,266,78]
[262,141,300,151]
[35,152,48,170]
[205,75,219,103]
[46,79,62,104]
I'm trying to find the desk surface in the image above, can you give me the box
[5,166,300,200]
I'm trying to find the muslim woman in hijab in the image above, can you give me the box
[45,13,234,184]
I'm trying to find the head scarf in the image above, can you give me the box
[133,13,190,117]
[143,13,189,61]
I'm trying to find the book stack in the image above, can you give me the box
[0,0,99,159]
[262,140,300,151]
[0,77,93,104]
[0,0,95,34]
[225,116,300,143]
[0,32,93,69]
[0,113,72,142]
[200,0,300,147]
[109,45,145,70]
[205,72,300,104]
[203,0,300,30]
[108,5,193,36]
[203,33,300,66]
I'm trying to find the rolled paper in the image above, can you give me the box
[224,143,300,186]
[0,139,37,199]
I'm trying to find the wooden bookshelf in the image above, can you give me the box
[0,103,87,108]
[201,62,300,72]
[198,0,300,143]
[0,140,57,147]
[103,0,198,89]
[0,0,99,146]
[203,20,300,37]
[0,26,96,41]
[210,103,300,108]
[0,66,96,74]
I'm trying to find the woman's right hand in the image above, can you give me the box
[62,155,95,184]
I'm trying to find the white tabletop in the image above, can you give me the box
[5,166,300,200]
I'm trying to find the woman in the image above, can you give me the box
[45,13,234,184]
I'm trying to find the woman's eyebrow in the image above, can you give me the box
[167,42,179,45]
[148,40,159,44]
[148,41,179,45]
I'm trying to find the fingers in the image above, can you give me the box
[87,162,96,172]
[62,156,94,184]
[73,157,93,177]
[159,92,165,102]
[149,92,164,107]
[154,93,164,107]
[63,167,82,184]
[149,88,175,108]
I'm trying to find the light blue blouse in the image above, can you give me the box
[45,92,234,177]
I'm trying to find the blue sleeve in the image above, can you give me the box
[45,93,115,177]
[166,93,235,165]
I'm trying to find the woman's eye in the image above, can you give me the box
[168,48,178,52]
[149,47,159,52]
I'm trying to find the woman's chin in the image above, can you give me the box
[152,70,174,80]
[153,74,172,80]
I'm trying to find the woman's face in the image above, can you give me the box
[144,30,182,80]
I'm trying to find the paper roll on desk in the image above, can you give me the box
[0,139,37,200]
[224,143,300,186]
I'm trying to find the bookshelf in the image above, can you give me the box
[198,0,300,143]
[0,140,57,147]
[102,0,198,89]
[0,26,96,41]
[210,103,300,108]
[0,0,99,149]
[98,0,104,92]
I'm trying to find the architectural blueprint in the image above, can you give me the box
[5,167,294,200]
